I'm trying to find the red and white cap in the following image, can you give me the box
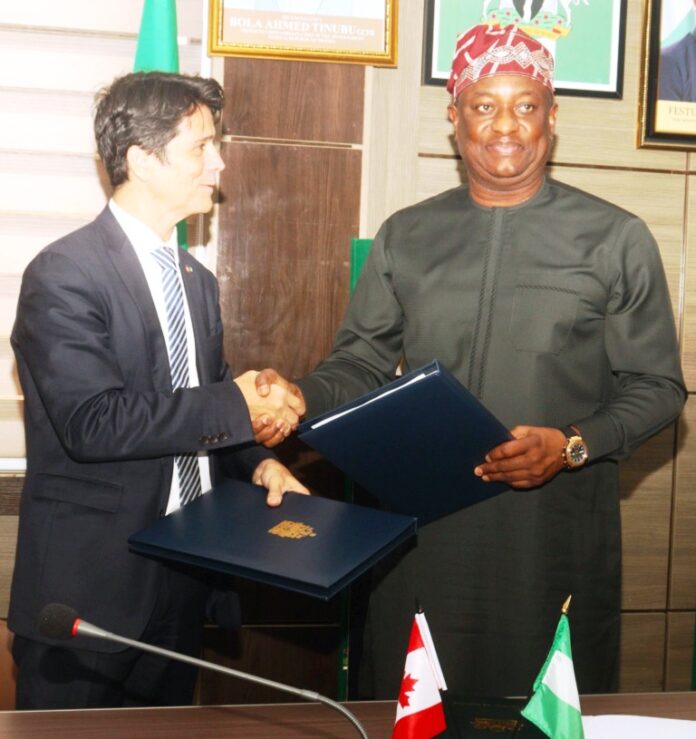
[447,23,555,100]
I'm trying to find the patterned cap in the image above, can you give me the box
[447,24,555,100]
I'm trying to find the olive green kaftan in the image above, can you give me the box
[297,179,686,698]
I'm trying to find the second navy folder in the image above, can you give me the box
[129,479,416,600]
[297,359,512,524]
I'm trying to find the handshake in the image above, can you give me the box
[234,368,306,448]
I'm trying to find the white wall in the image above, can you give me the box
[0,0,207,463]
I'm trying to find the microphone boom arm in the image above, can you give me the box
[76,619,369,739]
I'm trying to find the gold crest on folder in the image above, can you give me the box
[268,521,317,539]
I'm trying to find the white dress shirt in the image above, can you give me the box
[109,200,212,513]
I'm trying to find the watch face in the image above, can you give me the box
[567,439,588,468]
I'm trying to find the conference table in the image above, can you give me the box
[0,692,695,737]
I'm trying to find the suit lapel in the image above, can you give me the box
[94,207,172,391]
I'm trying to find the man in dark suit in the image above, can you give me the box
[9,71,307,710]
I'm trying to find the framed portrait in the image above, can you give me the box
[638,0,696,150]
[423,0,627,98]
[208,0,398,66]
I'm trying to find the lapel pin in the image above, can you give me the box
[184,265,193,273]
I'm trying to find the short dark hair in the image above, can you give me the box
[94,72,224,189]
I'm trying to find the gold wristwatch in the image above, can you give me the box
[560,424,588,470]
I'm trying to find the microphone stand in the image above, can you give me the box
[76,619,369,739]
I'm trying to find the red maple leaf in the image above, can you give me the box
[398,672,418,708]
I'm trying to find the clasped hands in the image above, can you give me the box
[233,368,306,448]
[238,371,569,488]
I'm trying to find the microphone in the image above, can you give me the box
[38,603,368,739]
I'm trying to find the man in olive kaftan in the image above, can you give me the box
[260,23,686,698]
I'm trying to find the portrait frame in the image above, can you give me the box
[208,0,398,67]
[423,0,627,98]
[638,0,696,150]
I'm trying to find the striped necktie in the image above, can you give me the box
[153,245,202,506]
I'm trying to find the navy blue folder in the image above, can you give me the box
[298,360,513,524]
[128,479,416,600]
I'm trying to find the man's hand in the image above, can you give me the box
[252,368,307,447]
[251,416,288,448]
[473,426,567,489]
[234,371,304,444]
[252,458,310,507]
[255,368,305,411]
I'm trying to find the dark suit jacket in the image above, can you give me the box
[9,206,270,649]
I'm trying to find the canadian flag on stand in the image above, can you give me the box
[392,611,448,739]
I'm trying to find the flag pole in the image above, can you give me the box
[561,595,572,615]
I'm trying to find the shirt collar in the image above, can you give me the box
[108,199,178,257]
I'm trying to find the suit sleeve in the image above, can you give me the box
[13,249,258,463]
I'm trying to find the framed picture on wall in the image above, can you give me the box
[208,0,398,66]
[423,0,627,98]
[638,0,696,149]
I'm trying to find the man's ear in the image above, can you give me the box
[447,102,458,126]
[125,144,154,183]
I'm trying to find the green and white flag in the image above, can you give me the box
[134,0,179,73]
[133,0,189,249]
[521,613,584,739]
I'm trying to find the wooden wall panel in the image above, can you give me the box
[619,428,675,610]
[0,620,14,710]
[217,141,361,378]
[619,613,666,692]
[233,578,339,626]
[666,612,695,691]
[361,0,425,238]
[671,401,696,610]
[199,624,339,705]
[0,515,18,618]
[215,55,364,701]
[0,479,21,518]
[223,59,364,144]
[415,155,461,203]
[681,175,696,388]
[417,86,451,158]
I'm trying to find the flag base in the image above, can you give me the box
[441,695,545,737]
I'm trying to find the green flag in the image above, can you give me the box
[134,0,179,73]
[134,0,188,249]
[521,613,585,739]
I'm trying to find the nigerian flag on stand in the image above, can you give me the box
[521,598,584,739]
[133,0,188,248]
